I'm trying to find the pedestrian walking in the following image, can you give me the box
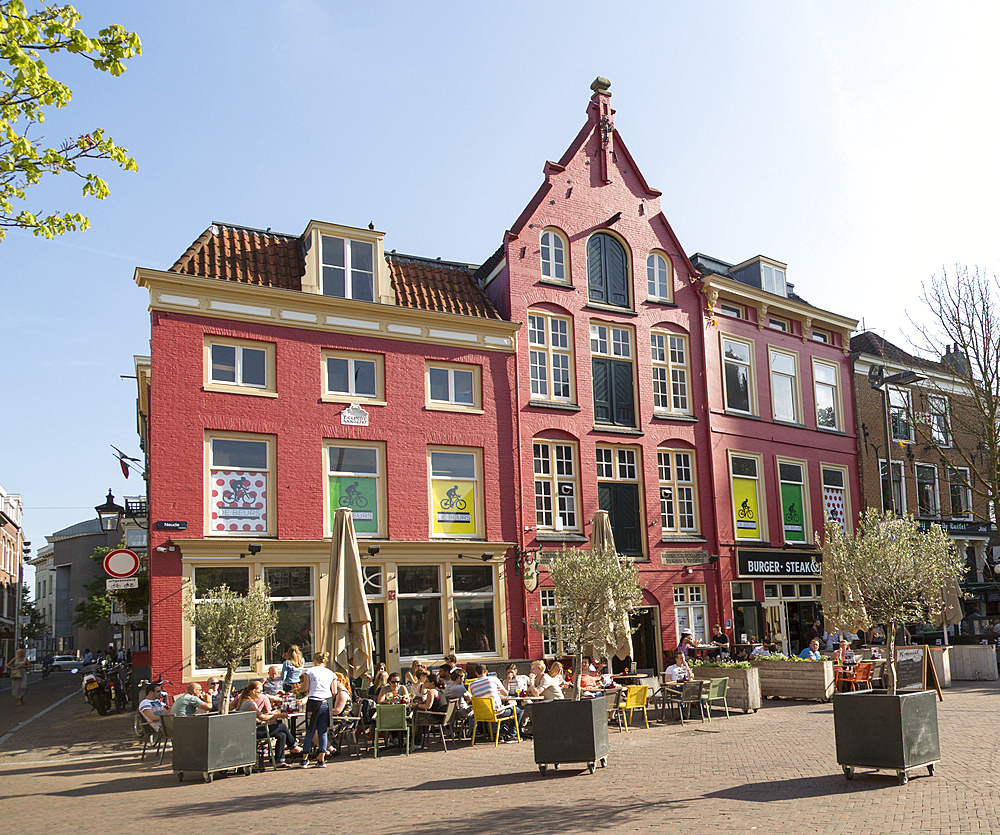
[8,648,30,706]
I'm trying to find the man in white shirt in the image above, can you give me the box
[528,660,564,701]
[138,683,167,732]
[664,651,693,682]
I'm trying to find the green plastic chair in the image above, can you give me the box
[374,704,410,757]
[701,676,730,721]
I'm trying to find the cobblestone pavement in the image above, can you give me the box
[2,680,998,834]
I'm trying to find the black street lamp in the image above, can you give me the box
[95,489,125,532]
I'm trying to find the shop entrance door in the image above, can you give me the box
[369,602,386,668]
[628,606,661,675]
[763,603,787,654]
[784,600,821,653]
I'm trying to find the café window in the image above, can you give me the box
[673,584,707,643]
[208,435,271,535]
[778,459,807,544]
[880,460,905,513]
[822,466,848,531]
[731,582,754,601]
[328,442,383,537]
[949,468,972,519]
[452,564,496,656]
[730,453,764,541]
[264,566,314,665]
[397,565,443,659]
[363,565,384,598]
[192,567,251,672]
[533,440,579,532]
[916,464,939,517]
[429,447,481,538]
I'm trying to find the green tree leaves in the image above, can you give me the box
[0,1,140,240]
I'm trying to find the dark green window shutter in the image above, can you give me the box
[613,483,642,556]
[605,237,628,306]
[592,358,612,423]
[587,236,606,303]
[612,360,635,426]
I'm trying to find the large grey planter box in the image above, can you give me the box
[832,689,940,785]
[531,697,610,776]
[171,711,257,783]
[692,666,762,713]
[750,658,834,701]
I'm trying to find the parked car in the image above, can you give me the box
[49,655,84,671]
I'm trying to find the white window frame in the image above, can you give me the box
[191,566,253,675]
[540,587,564,657]
[730,451,765,542]
[768,347,800,424]
[646,251,672,301]
[811,328,829,343]
[722,335,756,415]
[451,563,499,657]
[720,301,744,319]
[761,263,787,297]
[326,441,385,538]
[673,584,708,643]
[429,446,483,539]
[323,349,385,404]
[320,234,375,301]
[396,564,444,662]
[533,440,579,532]
[916,463,939,517]
[821,465,850,532]
[426,361,482,412]
[528,311,574,403]
[768,316,789,332]
[777,457,810,545]
[879,459,906,514]
[812,358,842,431]
[658,449,699,535]
[207,433,272,536]
[929,394,952,447]
[264,565,316,666]
[651,331,691,415]
[540,228,568,283]
[888,387,913,441]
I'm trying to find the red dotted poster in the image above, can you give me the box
[210,470,268,532]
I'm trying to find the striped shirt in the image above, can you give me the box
[468,675,503,710]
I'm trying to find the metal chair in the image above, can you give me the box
[662,681,706,725]
[612,684,649,730]
[256,720,278,770]
[835,661,873,692]
[373,704,410,757]
[137,712,165,761]
[606,689,625,732]
[701,677,730,720]
[414,700,455,752]
[470,696,519,746]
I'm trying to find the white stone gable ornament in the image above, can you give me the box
[340,403,370,426]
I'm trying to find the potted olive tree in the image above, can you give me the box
[531,545,642,775]
[821,509,962,785]
[173,583,278,782]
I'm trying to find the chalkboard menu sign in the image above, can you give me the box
[894,646,927,691]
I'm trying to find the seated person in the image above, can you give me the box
[710,624,730,658]
[444,669,470,707]
[204,677,224,711]
[528,660,564,701]
[138,683,168,731]
[235,680,301,768]
[170,681,212,716]
[378,674,410,704]
[502,663,528,696]
[261,665,284,700]
[798,638,822,660]
[832,640,853,666]
[468,663,522,742]
[578,670,599,689]
[547,661,570,689]
[370,662,390,700]
[677,629,699,660]
[332,671,352,715]
[664,651,693,683]
[414,670,448,712]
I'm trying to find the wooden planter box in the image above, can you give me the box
[949,644,998,681]
[691,666,762,713]
[750,658,834,701]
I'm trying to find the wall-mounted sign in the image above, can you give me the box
[737,549,821,579]
[106,577,139,591]
[155,520,188,531]
[661,550,709,566]
[917,519,994,538]
[341,403,370,426]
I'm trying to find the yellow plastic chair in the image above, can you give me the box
[470,696,519,747]
[614,684,649,730]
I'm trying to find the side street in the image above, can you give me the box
[2,675,999,834]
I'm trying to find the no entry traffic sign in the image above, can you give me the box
[103,548,140,578]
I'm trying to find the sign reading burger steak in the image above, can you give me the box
[737,549,821,578]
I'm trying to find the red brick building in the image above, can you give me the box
[135,222,519,682]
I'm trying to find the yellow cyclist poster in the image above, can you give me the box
[431,480,476,536]
[732,477,760,539]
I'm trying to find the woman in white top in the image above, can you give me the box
[301,651,336,768]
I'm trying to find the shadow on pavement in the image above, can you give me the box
[149,787,378,817]
[705,773,894,802]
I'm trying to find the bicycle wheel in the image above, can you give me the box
[455,499,467,510]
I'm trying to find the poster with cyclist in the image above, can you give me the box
[431,481,475,536]
[329,476,378,533]
[211,470,267,532]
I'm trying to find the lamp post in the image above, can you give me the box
[868,366,926,515]
[13,541,29,651]
[95,489,125,533]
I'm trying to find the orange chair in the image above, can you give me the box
[835,661,873,692]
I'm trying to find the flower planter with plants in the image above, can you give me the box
[822,509,962,785]
[690,661,762,712]
[749,656,835,701]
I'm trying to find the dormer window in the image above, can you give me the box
[322,235,374,301]
[761,263,787,297]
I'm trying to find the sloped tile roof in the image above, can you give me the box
[850,331,947,373]
[171,223,304,289]
[388,253,502,320]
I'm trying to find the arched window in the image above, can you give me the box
[647,252,671,301]
[540,229,567,282]
[587,232,629,307]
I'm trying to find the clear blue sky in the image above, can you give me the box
[4,1,999,581]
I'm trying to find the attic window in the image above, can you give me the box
[322,235,374,302]
[761,263,787,297]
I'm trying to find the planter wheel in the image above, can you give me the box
[587,762,596,774]
[538,765,548,777]
[842,766,854,780]
[927,764,935,776]
[242,766,253,776]
[897,771,908,785]
[553,763,559,770]
[600,757,607,768]
[203,772,213,784]
[177,772,183,782]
